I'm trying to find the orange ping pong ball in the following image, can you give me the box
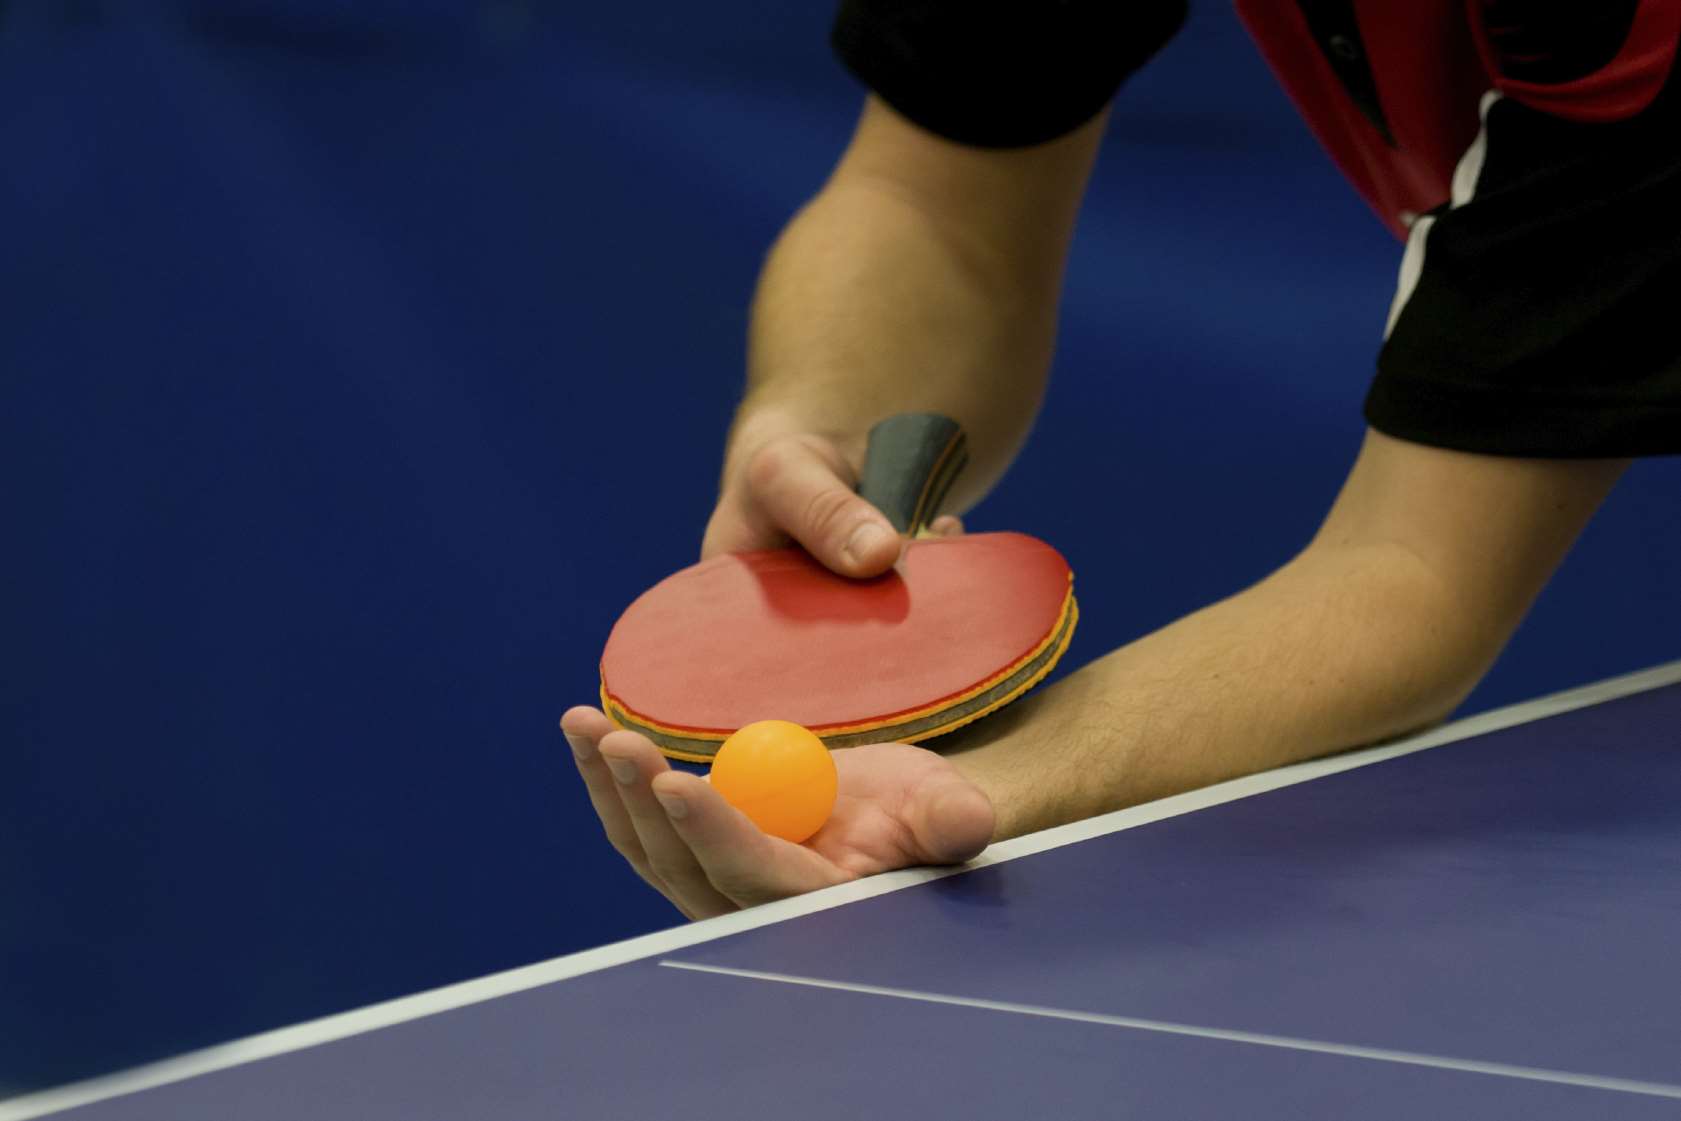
[709,720,838,843]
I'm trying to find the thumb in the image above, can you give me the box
[903,776,996,865]
[744,435,901,577]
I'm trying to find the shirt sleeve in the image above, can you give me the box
[1368,73,1681,458]
[830,0,1187,148]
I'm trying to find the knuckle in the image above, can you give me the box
[800,485,860,542]
[647,854,694,887]
[705,866,768,905]
[743,436,799,495]
[627,857,658,886]
[605,831,644,865]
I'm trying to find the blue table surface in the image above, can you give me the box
[18,673,1681,1120]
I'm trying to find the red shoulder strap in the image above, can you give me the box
[1470,0,1681,122]
[1234,0,1485,238]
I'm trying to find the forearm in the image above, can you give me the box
[733,183,1055,504]
[949,541,1500,840]
[725,100,1105,507]
[948,430,1628,840]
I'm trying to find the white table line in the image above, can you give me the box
[660,960,1681,1101]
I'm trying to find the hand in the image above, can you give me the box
[700,429,962,577]
[560,707,996,920]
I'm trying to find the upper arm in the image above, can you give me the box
[824,96,1110,282]
[1310,427,1628,668]
[829,0,1184,147]
[814,1,1184,295]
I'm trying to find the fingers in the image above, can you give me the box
[649,771,849,907]
[563,709,849,915]
[562,709,725,919]
[562,709,655,888]
[699,490,788,561]
[928,515,965,538]
[743,435,901,577]
[565,707,889,916]
[594,731,738,920]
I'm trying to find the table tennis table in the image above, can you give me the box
[7,661,1680,1120]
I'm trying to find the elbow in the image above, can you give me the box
[1289,539,1516,741]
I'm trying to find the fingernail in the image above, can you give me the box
[844,522,891,564]
[564,733,594,762]
[606,757,637,785]
[655,793,688,820]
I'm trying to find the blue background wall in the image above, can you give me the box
[3,0,1676,1094]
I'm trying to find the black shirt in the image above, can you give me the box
[831,1,1681,458]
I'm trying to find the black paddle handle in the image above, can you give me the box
[855,414,969,537]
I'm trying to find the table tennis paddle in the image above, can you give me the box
[600,413,1077,761]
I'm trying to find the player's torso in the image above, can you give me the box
[1235,1,1681,236]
